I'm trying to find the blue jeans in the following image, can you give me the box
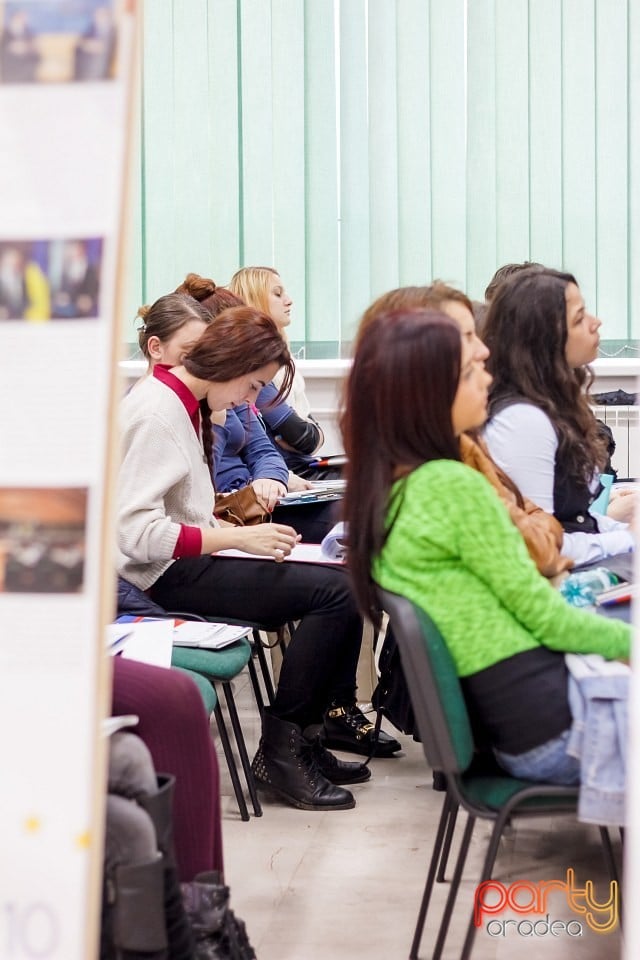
[494,729,581,785]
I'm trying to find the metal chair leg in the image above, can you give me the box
[460,808,510,960]
[213,698,249,822]
[433,814,476,960]
[436,794,459,882]
[409,795,454,960]
[599,825,623,929]
[222,680,263,817]
[246,655,265,718]
[253,631,276,705]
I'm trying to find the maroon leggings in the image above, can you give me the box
[111,656,223,881]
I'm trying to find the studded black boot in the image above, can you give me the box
[251,709,356,810]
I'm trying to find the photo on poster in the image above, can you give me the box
[0,0,119,84]
[0,237,103,321]
[0,487,87,593]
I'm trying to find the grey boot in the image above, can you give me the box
[251,709,355,810]
[106,856,168,958]
[137,776,195,960]
[102,792,169,960]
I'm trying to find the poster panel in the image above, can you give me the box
[0,1,138,956]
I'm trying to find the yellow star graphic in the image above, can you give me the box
[24,816,41,834]
[75,830,91,850]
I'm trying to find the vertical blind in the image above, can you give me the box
[127,0,638,353]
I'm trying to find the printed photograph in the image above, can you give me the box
[0,487,87,593]
[0,237,103,321]
[0,0,119,84]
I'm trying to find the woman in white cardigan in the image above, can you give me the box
[117,293,377,812]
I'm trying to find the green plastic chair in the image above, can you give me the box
[378,588,619,960]
[172,665,218,716]
[170,636,261,822]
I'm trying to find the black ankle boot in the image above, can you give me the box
[251,709,355,810]
[310,736,371,784]
[182,871,256,960]
[321,702,402,758]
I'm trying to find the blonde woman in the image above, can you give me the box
[229,266,340,479]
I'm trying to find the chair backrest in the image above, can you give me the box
[378,589,475,775]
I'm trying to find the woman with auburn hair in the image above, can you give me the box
[342,306,630,786]
[229,265,341,480]
[483,269,635,563]
[117,292,375,812]
[359,282,571,577]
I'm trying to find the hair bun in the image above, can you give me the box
[180,273,217,301]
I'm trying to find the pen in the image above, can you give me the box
[598,593,632,606]
[308,455,348,468]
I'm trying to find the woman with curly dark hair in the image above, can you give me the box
[483,269,634,564]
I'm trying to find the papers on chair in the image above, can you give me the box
[121,618,174,668]
[106,623,134,655]
[107,618,251,666]
[171,620,252,648]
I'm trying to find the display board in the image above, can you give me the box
[0,1,138,955]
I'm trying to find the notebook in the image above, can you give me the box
[278,479,346,506]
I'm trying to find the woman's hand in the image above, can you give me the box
[287,471,314,492]
[251,478,287,512]
[235,522,301,561]
[607,488,638,525]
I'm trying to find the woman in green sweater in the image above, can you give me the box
[342,306,631,784]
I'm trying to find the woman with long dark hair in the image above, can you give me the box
[482,269,635,563]
[117,293,375,811]
[342,307,630,786]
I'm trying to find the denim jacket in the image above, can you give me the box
[566,653,629,827]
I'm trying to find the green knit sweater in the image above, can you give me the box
[373,460,631,676]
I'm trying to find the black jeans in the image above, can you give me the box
[149,556,363,730]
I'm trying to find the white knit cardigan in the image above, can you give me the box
[117,376,218,590]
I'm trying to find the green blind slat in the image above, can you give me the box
[367,1,400,310]
[595,0,628,339]
[466,0,497,300]
[271,0,307,344]
[561,0,598,314]
[304,0,340,344]
[396,0,432,289]
[428,0,467,288]
[339,0,371,341]
[208,0,241,285]
[495,0,530,266]
[528,0,563,270]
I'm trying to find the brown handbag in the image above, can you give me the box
[213,486,269,526]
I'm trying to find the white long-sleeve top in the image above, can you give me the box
[117,376,218,590]
[484,403,634,565]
